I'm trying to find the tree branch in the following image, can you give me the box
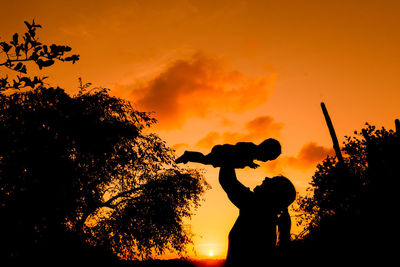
[102,185,144,208]
[78,185,144,229]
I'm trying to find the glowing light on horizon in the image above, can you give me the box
[208,250,214,257]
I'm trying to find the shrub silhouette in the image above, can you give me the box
[294,122,399,263]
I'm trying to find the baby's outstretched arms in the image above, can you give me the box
[175,151,207,164]
[175,152,190,164]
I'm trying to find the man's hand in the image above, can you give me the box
[249,162,260,169]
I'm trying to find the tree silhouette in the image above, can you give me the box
[0,22,208,263]
[294,122,399,263]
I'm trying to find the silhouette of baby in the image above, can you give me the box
[175,138,281,168]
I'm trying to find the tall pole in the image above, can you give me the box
[321,102,344,165]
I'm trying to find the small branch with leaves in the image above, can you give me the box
[0,19,79,91]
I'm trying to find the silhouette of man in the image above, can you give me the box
[219,166,296,266]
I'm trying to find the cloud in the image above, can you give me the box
[264,142,334,173]
[114,53,276,129]
[196,132,221,148]
[291,142,335,168]
[244,116,283,141]
[195,116,283,148]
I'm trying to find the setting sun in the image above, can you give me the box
[208,250,214,257]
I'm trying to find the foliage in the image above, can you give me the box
[293,122,399,260]
[0,20,79,91]
[0,21,208,262]
[0,86,208,261]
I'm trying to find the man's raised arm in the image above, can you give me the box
[219,165,253,208]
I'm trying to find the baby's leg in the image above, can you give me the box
[175,151,210,164]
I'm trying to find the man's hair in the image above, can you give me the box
[270,176,296,207]
[258,176,296,210]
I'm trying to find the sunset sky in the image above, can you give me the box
[1,0,400,259]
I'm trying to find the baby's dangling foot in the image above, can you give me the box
[175,151,190,164]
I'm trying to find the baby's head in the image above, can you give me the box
[256,138,281,161]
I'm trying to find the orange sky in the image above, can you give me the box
[1,0,400,260]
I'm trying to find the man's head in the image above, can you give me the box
[256,139,281,161]
[254,176,296,210]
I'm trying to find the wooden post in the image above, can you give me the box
[321,102,344,165]
[395,119,400,135]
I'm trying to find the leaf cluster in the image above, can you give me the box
[0,20,79,91]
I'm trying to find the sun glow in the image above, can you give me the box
[197,242,224,259]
